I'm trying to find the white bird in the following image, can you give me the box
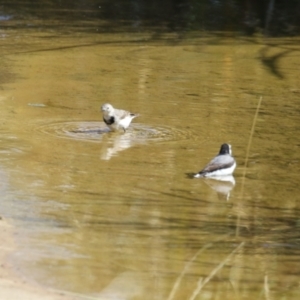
[101,103,139,132]
[194,143,236,178]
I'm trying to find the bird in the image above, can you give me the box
[101,103,139,132]
[194,143,236,178]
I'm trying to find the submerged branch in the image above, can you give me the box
[166,242,213,300]
[167,234,231,300]
[243,96,263,181]
[264,274,271,300]
[188,242,245,300]
[237,96,263,236]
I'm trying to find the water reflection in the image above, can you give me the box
[95,271,147,300]
[203,176,236,201]
[100,131,141,160]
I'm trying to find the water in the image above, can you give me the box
[0,4,300,300]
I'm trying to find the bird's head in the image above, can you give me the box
[101,103,114,114]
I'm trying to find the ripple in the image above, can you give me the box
[38,122,108,143]
[38,121,196,143]
[130,124,195,142]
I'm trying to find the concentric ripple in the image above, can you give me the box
[38,121,197,143]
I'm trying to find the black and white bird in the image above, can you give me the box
[101,103,139,132]
[194,143,236,178]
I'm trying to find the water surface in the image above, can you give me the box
[0,16,300,300]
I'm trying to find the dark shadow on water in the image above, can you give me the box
[259,48,293,79]
[1,0,300,36]
[226,36,300,80]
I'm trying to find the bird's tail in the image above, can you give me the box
[194,173,204,178]
[130,113,140,118]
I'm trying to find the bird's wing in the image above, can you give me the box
[114,109,131,120]
[115,109,138,120]
[199,155,234,174]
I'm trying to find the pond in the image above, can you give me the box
[0,2,300,299]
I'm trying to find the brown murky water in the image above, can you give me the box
[0,23,300,299]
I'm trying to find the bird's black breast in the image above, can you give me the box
[103,116,115,125]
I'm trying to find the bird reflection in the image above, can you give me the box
[101,131,141,160]
[204,175,235,201]
[95,271,146,300]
